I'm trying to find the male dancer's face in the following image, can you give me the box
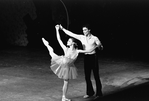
[82,27,90,36]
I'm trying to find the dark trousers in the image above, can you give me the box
[84,54,102,96]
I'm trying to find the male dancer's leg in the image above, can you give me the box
[84,54,95,96]
[92,54,102,96]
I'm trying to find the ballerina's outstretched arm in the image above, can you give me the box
[77,49,93,53]
[55,25,67,55]
[42,38,58,58]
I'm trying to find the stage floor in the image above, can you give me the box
[0,48,149,101]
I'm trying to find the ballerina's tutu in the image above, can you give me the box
[50,56,78,80]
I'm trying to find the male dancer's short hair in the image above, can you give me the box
[82,24,91,30]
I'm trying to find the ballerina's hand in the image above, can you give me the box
[55,25,60,30]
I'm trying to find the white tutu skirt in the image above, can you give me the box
[50,56,78,80]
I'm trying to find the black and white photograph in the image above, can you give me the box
[0,0,149,101]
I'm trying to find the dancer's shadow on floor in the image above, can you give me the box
[95,78,149,101]
[71,96,94,101]
[72,78,149,101]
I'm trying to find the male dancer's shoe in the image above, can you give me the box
[94,94,103,100]
[83,95,94,99]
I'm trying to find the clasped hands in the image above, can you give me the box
[55,24,63,30]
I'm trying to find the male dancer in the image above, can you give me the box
[60,24,103,99]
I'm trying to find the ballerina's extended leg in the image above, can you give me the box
[42,38,58,58]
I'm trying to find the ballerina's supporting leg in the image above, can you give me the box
[62,79,71,101]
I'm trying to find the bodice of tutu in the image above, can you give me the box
[51,49,78,65]
[62,49,78,64]
[65,48,78,59]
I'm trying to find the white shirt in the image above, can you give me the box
[79,34,100,54]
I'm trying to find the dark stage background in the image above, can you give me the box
[0,0,149,61]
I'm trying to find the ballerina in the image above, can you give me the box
[42,25,89,101]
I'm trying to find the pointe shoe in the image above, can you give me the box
[62,96,71,101]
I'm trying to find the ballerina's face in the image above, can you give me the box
[67,38,74,46]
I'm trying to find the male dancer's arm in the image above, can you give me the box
[60,25,82,41]
[95,37,103,50]
[92,37,101,51]
[85,37,103,53]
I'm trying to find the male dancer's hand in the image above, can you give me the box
[100,44,103,50]
[59,24,63,30]
[97,44,103,50]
